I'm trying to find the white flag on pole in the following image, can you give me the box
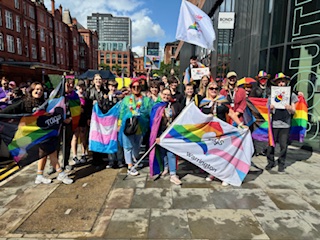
[176,0,216,50]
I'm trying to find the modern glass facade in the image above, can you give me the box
[87,13,132,50]
[231,0,320,149]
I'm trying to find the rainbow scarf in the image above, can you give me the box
[0,80,66,167]
[67,91,81,131]
[249,96,308,145]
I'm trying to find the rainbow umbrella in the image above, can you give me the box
[237,77,256,87]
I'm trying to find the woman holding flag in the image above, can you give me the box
[149,88,182,185]
[200,81,247,185]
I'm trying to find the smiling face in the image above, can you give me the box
[185,85,194,97]
[131,82,141,95]
[31,84,44,99]
[207,83,219,98]
[259,77,268,86]
[161,89,171,102]
[275,78,288,87]
[1,78,9,89]
[93,74,102,87]
[201,76,209,87]
[228,76,237,86]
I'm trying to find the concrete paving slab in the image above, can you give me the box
[259,174,308,190]
[0,208,29,235]
[131,188,172,209]
[295,174,320,189]
[297,190,320,210]
[113,174,147,188]
[188,209,268,239]
[265,189,316,210]
[211,189,278,210]
[253,209,320,239]
[297,210,320,233]
[148,209,191,239]
[145,175,173,188]
[105,188,134,209]
[104,209,150,239]
[172,188,216,209]
[180,173,217,189]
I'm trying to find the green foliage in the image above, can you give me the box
[99,63,110,70]
[152,61,180,77]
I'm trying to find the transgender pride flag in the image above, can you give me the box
[159,102,254,186]
[89,102,120,154]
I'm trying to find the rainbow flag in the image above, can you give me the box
[67,91,81,131]
[0,79,66,167]
[89,102,121,154]
[159,102,254,186]
[249,96,308,144]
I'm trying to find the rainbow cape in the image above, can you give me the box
[248,96,308,145]
[159,102,254,186]
[89,102,121,154]
[0,79,66,167]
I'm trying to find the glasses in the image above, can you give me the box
[131,85,141,90]
[208,87,219,91]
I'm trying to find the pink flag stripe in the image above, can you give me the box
[207,149,250,173]
[91,113,117,127]
[90,130,117,145]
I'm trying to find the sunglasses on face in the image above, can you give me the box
[208,87,219,91]
[131,85,141,90]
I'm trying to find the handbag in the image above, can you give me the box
[124,116,139,136]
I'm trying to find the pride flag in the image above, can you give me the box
[89,102,121,154]
[249,96,308,144]
[67,91,81,131]
[159,102,254,186]
[0,79,66,167]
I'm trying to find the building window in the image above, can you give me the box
[40,12,44,23]
[118,54,122,58]
[51,52,54,63]
[73,37,76,46]
[41,47,46,61]
[16,38,22,55]
[23,2,26,15]
[15,0,20,9]
[25,44,29,57]
[24,21,28,36]
[40,28,45,42]
[29,6,35,19]
[60,53,64,65]
[5,10,13,30]
[106,59,110,64]
[106,53,110,58]
[16,16,20,32]
[112,53,116,58]
[30,24,36,39]
[56,53,60,64]
[31,44,37,59]
[0,9,2,26]
[74,50,77,60]
[118,59,122,64]
[80,60,85,69]
[7,35,15,53]
[0,33,4,51]
[124,54,128,59]
[49,18,52,28]
[112,59,116,64]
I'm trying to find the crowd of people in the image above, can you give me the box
[0,55,300,185]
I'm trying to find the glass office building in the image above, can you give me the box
[87,13,132,50]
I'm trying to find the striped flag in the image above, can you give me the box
[159,102,254,186]
[89,102,121,154]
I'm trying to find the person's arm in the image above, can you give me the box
[183,67,191,85]
[228,108,248,129]
[0,99,24,114]
[235,89,247,115]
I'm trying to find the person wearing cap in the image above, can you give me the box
[265,72,298,173]
[183,55,205,85]
[118,78,153,176]
[250,70,271,98]
[0,77,11,109]
[220,71,247,123]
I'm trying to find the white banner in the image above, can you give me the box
[218,12,235,29]
[159,102,254,186]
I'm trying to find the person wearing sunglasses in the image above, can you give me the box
[200,81,246,185]
[118,79,153,176]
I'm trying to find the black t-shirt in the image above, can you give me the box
[201,102,229,122]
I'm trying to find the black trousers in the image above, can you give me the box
[267,127,290,166]
[57,123,73,168]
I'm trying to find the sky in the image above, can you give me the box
[44,0,182,57]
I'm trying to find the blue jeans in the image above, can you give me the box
[160,147,176,175]
[123,134,142,165]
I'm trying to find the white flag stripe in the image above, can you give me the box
[176,0,216,50]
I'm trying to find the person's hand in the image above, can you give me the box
[298,91,304,97]
[64,118,72,124]
[155,138,160,144]
[93,100,97,105]
[190,77,194,83]
[117,126,120,132]
[87,119,91,126]
[285,104,293,112]
[0,97,8,102]
[270,104,274,110]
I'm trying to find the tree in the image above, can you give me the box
[152,61,180,78]
[99,63,110,70]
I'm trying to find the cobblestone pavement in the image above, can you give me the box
[0,146,319,239]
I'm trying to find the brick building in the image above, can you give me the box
[133,54,145,75]
[163,40,179,65]
[0,0,98,83]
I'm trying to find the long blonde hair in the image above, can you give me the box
[205,81,218,99]
[198,75,210,96]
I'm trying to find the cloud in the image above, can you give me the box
[43,0,165,47]
[132,46,145,57]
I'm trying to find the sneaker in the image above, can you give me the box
[265,162,276,170]
[205,175,215,182]
[80,155,87,164]
[106,163,113,169]
[127,168,139,176]
[46,166,56,175]
[161,168,169,177]
[221,181,229,186]
[35,175,52,184]
[65,165,74,172]
[170,175,182,185]
[73,157,81,165]
[57,171,73,184]
[118,163,124,168]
